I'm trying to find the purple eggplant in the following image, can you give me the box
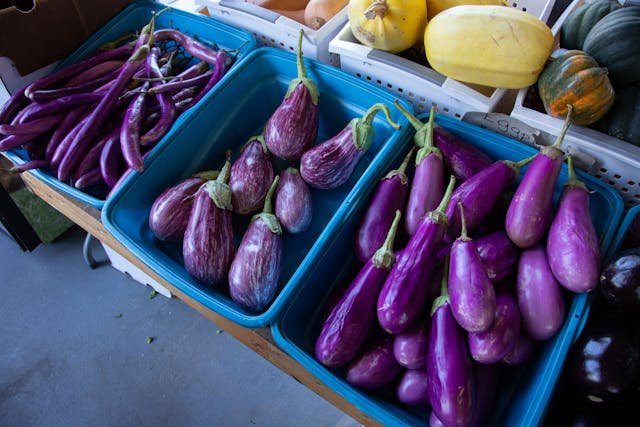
[74,169,103,190]
[476,231,519,284]
[180,50,230,111]
[469,363,498,427]
[5,159,49,174]
[275,167,312,234]
[229,135,275,215]
[468,290,520,363]
[46,106,87,163]
[427,262,476,427]
[100,131,122,189]
[315,211,401,367]
[502,332,534,366]
[396,103,444,236]
[377,176,456,334]
[433,126,492,183]
[0,87,28,125]
[506,109,573,249]
[229,176,283,313]
[393,318,429,370]
[397,370,430,406]
[183,155,234,286]
[449,203,496,333]
[345,334,403,390]
[429,412,447,427]
[264,30,319,161]
[517,246,565,340]
[65,60,124,86]
[355,147,414,262]
[153,29,222,65]
[149,171,219,242]
[301,103,399,190]
[547,156,600,293]
[120,81,150,172]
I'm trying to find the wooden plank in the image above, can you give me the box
[19,172,380,427]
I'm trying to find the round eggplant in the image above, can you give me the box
[600,247,640,308]
[275,167,312,234]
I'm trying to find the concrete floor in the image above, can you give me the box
[0,227,357,426]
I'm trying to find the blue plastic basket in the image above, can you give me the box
[607,206,640,259]
[272,114,625,427]
[102,47,414,328]
[3,1,256,209]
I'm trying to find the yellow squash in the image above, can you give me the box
[424,6,554,89]
[427,0,506,20]
[348,0,427,53]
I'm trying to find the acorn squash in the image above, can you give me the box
[537,50,615,126]
[560,0,620,50]
[600,85,640,146]
[583,6,640,86]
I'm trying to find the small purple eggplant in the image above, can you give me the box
[506,108,573,249]
[316,211,402,368]
[429,412,447,427]
[300,103,400,190]
[427,262,476,427]
[449,204,496,333]
[433,126,492,183]
[502,332,534,366]
[355,147,414,262]
[397,370,430,406]
[275,167,312,234]
[377,176,456,334]
[264,30,319,161]
[547,156,600,293]
[395,103,444,236]
[345,334,403,390]
[183,155,234,287]
[393,319,429,370]
[476,231,519,284]
[229,176,283,313]
[517,246,565,340]
[149,170,219,242]
[229,135,275,215]
[468,290,520,364]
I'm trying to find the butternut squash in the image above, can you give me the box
[248,0,310,11]
[348,0,427,53]
[304,0,348,29]
[424,6,554,89]
[426,0,506,20]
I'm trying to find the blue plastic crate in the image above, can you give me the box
[272,114,625,427]
[607,206,640,259]
[3,0,256,209]
[102,47,414,328]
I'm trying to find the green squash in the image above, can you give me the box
[600,85,640,146]
[583,6,640,86]
[561,0,620,50]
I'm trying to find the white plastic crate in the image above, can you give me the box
[511,0,640,208]
[328,1,556,118]
[198,0,347,65]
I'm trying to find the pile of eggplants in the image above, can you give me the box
[147,30,401,314]
[314,104,604,426]
[0,13,234,197]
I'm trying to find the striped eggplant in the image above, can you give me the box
[397,370,430,406]
[230,135,275,215]
[275,167,312,234]
[433,126,492,183]
[476,231,519,284]
[345,334,403,390]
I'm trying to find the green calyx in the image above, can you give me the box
[252,175,282,235]
[372,210,402,270]
[192,170,219,180]
[383,147,415,185]
[428,175,456,226]
[431,256,450,316]
[352,103,400,152]
[544,104,573,159]
[502,154,536,177]
[457,202,470,241]
[241,134,269,155]
[394,101,440,164]
[285,29,319,105]
[566,155,587,190]
[205,152,232,210]
[130,45,150,62]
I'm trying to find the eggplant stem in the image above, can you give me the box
[262,175,280,215]
[372,210,401,270]
[285,29,319,104]
[567,155,578,185]
[436,175,456,214]
[393,100,423,133]
[551,104,573,149]
[296,29,307,81]
[396,147,415,176]
[458,202,468,240]
[516,154,536,168]
[362,103,399,129]
[218,150,232,184]
[192,170,219,180]
[415,103,440,164]
[431,256,450,315]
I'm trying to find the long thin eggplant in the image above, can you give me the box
[120,81,150,172]
[64,60,125,86]
[396,103,444,236]
[377,176,456,334]
[301,103,399,190]
[228,176,283,313]
[397,370,430,406]
[0,113,63,136]
[433,126,492,183]
[265,30,319,161]
[181,50,229,111]
[0,133,38,151]
[476,231,519,284]
[5,159,49,174]
[74,169,103,190]
[547,156,600,293]
[229,135,275,215]
[449,203,496,333]
[140,51,176,146]
[345,334,403,390]
[29,71,120,102]
[154,29,222,64]
[18,93,102,123]
[147,71,212,94]
[315,212,402,367]
[393,318,429,370]
[100,131,122,189]
[502,332,534,366]
[275,167,312,234]
[0,87,29,125]
[72,129,114,182]
[506,108,573,249]
[50,115,91,171]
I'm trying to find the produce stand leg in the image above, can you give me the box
[82,233,98,269]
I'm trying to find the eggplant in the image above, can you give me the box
[427,261,476,427]
[345,334,403,390]
[377,176,456,334]
[183,155,234,286]
[502,332,534,366]
[395,103,444,236]
[469,364,499,427]
[449,203,496,333]
[475,231,519,284]
[300,103,399,190]
[264,30,319,161]
[547,156,601,293]
[433,126,492,183]
[229,176,283,313]
[429,412,447,427]
[229,135,275,215]
[315,211,402,367]
[397,370,430,406]
[393,318,429,370]
[600,247,640,308]
[149,171,219,242]
[506,109,573,249]
[517,246,565,340]
[468,290,520,363]
[355,147,414,262]
[275,167,313,234]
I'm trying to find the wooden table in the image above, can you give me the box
[20,172,380,427]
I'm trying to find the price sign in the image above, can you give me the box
[462,112,546,147]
